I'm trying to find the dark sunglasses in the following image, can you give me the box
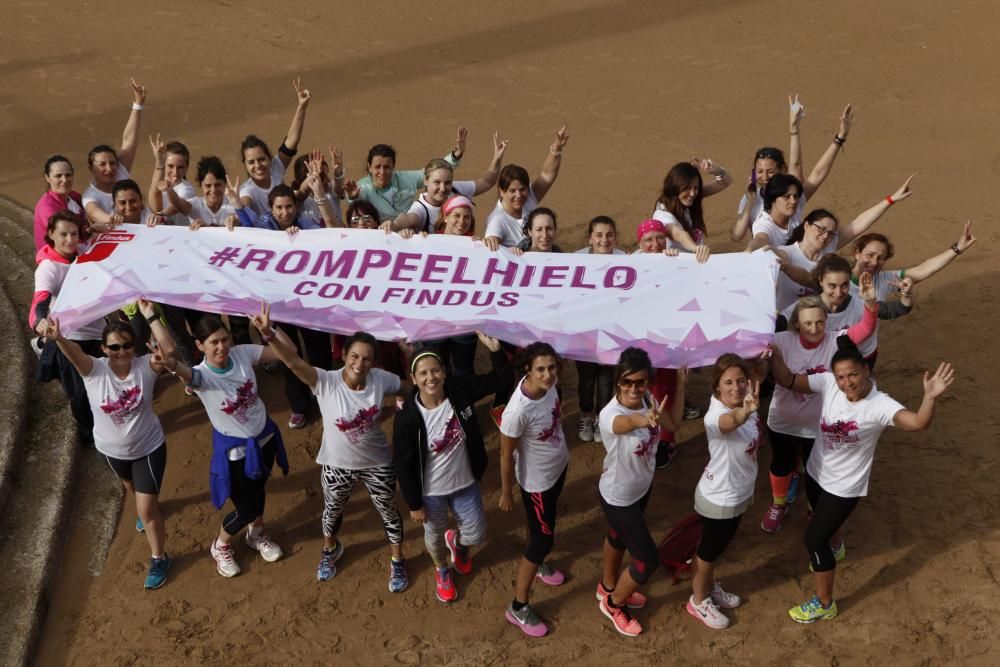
[618,377,649,389]
[755,147,783,161]
[105,342,135,352]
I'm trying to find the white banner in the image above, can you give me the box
[51,225,778,367]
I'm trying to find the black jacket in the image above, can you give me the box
[392,350,508,511]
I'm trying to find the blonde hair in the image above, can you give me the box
[788,295,828,332]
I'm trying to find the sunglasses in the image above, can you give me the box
[351,214,375,224]
[105,342,135,352]
[618,377,649,389]
[755,148,783,161]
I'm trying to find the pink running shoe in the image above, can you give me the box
[599,595,643,637]
[534,562,566,586]
[445,529,472,575]
[595,581,647,609]
[505,602,548,637]
[761,503,788,534]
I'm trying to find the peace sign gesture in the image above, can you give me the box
[647,394,668,429]
[225,175,241,204]
[453,126,468,160]
[129,77,147,106]
[149,133,165,161]
[890,175,915,203]
[743,379,761,413]
[248,300,272,334]
[551,125,570,153]
[293,77,311,107]
[492,132,510,162]
[789,94,805,132]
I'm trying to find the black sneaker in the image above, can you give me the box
[656,441,677,469]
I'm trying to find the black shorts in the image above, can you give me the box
[104,443,167,495]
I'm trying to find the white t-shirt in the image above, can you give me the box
[739,190,806,232]
[767,331,843,438]
[652,206,703,251]
[500,379,569,493]
[598,397,659,506]
[405,181,476,233]
[484,188,539,248]
[82,163,131,215]
[751,211,794,248]
[313,367,400,470]
[83,356,165,459]
[776,242,821,311]
[697,396,763,507]
[239,159,287,215]
[806,373,904,497]
[188,196,239,228]
[418,399,475,496]
[573,247,626,255]
[299,192,343,227]
[193,345,268,438]
[781,295,875,358]
[34,259,106,340]
[156,180,197,226]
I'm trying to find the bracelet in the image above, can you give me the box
[260,327,276,343]
[833,134,846,146]
[714,168,727,182]
[313,196,328,204]
[789,131,799,136]
[885,195,895,206]
[154,164,164,170]
[950,242,963,256]
[132,102,144,111]
[145,312,159,324]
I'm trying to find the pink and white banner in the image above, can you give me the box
[52,225,779,367]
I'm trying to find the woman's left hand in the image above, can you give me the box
[249,301,272,333]
[293,76,310,107]
[694,245,711,264]
[454,126,468,159]
[475,331,502,352]
[859,271,876,303]
[743,379,761,413]
[922,362,955,399]
[552,124,570,152]
[285,225,300,237]
[891,175,915,203]
[955,220,977,252]
[137,298,156,319]
[492,132,510,162]
[838,103,854,139]
[789,94,805,132]
[130,77,147,106]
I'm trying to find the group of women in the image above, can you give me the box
[28,81,970,636]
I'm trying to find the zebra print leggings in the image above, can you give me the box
[321,464,403,544]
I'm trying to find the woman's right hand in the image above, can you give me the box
[743,379,761,413]
[858,271,876,304]
[483,236,500,252]
[248,301,272,334]
[499,491,514,512]
[137,298,156,319]
[493,132,510,162]
[789,94,805,132]
[293,76,311,107]
[838,103,854,139]
[891,175,915,203]
[189,218,204,231]
[344,179,360,199]
[130,78,147,106]
[149,133,165,161]
[694,245,711,264]
[225,175,241,205]
[41,317,61,340]
[409,509,426,524]
[475,331,501,352]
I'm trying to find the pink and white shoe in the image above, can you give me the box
[595,581,647,609]
[534,562,566,586]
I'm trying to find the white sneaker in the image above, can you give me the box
[246,531,284,562]
[686,595,730,629]
[592,426,603,444]
[578,415,594,442]
[211,539,241,577]
[710,581,741,609]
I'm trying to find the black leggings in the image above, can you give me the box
[222,439,278,536]
[37,339,103,444]
[280,323,333,414]
[601,488,659,585]
[804,473,859,572]
[697,514,742,563]
[577,360,613,415]
[519,466,567,565]
[768,427,815,477]
[104,443,167,495]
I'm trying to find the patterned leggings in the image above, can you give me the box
[321,464,403,544]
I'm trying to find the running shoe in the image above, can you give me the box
[435,567,457,603]
[599,594,643,637]
[389,558,409,593]
[710,581,741,609]
[445,529,472,575]
[760,503,788,533]
[246,532,283,562]
[505,602,548,637]
[534,562,566,586]
[288,412,307,429]
[592,426,603,444]
[683,401,702,420]
[144,554,171,590]
[788,595,838,623]
[578,415,594,443]
[786,471,801,505]
[135,516,145,533]
[29,336,44,359]
[316,541,344,582]
[655,441,677,470]
[686,595,730,629]
[595,581,647,609]
[211,539,241,578]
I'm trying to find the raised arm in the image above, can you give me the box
[531,125,569,202]
[328,145,347,198]
[470,132,508,195]
[448,126,467,165]
[904,221,977,284]
[249,301,319,387]
[304,151,340,227]
[845,273,879,343]
[802,104,852,199]
[118,78,147,172]
[892,363,954,431]
[279,77,311,167]
[694,158,732,198]
[44,318,94,377]
[731,187,756,243]
[835,176,914,249]
[138,298,178,374]
[788,95,805,182]
[147,134,171,214]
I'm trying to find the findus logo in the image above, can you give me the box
[77,231,136,263]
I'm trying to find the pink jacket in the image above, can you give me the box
[33,190,84,254]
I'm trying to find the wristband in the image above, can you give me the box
[950,242,963,256]
[549,146,562,156]
[885,196,895,206]
[132,102,144,111]
[145,313,160,324]
[278,141,297,158]
[714,168,726,182]
[833,134,846,146]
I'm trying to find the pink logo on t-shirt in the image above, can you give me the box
[100,385,142,426]
[335,405,380,445]
[220,378,258,424]
[745,419,763,460]
[634,424,660,460]
[431,414,465,455]
[537,400,563,445]
[820,418,861,450]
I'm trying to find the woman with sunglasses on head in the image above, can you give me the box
[483,126,569,250]
[769,338,954,623]
[498,343,570,637]
[41,300,177,589]
[649,159,730,261]
[344,200,381,229]
[392,334,508,603]
[762,274,878,534]
[732,99,854,243]
[345,127,468,222]
[596,348,686,637]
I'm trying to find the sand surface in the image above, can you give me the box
[3,0,998,664]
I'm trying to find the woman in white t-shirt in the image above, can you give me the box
[146,135,197,226]
[483,126,569,250]
[171,314,290,579]
[686,355,762,630]
[250,304,412,593]
[162,156,240,230]
[732,98,853,242]
[237,78,311,215]
[596,348,686,637]
[292,148,346,227]
[387,133,507,233]
[650,159,731,259]
[42,300,176,590]
[747,173,805,252]
[769,338,954,623]
[762,276,877,535]
[498,343,570,638]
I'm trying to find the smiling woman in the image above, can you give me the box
[33,155,86,252]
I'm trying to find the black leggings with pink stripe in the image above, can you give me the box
[519,466,567,565]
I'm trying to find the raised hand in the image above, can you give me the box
[343,178,360,199]
[838,103,853,138]
[891,175,915,203]
[149,133,165,161]
[859,271,876,303]
[922,362,955,399]
[293,77,311,107]
[225,175,241,204]
[552,124,569,153]
[248,301,272,333]
[475,331,501,352]
[454,126,468,159]
[130,78,147,106]
[329,146,344,178]
[493,132,510,162]
[743,379,761,413]
[647,394,668,428]
[789,94,805,132]
[956,220,977,252]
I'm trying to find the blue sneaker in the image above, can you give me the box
[388,558,408,593]
[316,541,345,582]
[136,516,145,533]
[144,554,171,589]
[786,472,800,505]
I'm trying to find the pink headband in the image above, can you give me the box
[636,219,665,241]
[442,195,474,216]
